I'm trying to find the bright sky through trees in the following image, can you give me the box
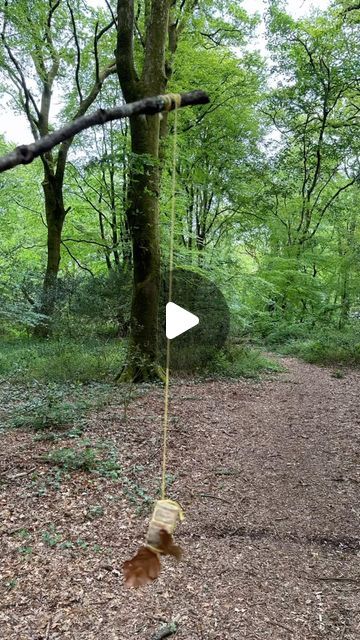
[0,0,330,145]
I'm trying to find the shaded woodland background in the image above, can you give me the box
[0,0,359,387]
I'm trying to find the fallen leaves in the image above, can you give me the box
[2,367,360,636]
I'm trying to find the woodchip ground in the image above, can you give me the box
[1,356,359,639]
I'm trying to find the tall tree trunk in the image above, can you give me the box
[98,210,113,271]
[338,214,356,330]
[34,171,66,337]
[339,269,350,330]
[122,113,162,379]
[116,0,171,381]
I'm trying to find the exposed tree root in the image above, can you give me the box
[116,359,165,384]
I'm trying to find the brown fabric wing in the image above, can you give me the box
[157,529,182,560]
[123,546,161,588]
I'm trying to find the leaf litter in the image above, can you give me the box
[0,356,360,639]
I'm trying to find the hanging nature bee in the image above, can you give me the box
[123,499,183,588]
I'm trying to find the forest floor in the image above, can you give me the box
[0,356,360,640]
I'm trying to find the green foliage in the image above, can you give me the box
[31,469,66,495]
[278,324,360,365]
[15,528,31,540]
[41,527,96,552]
[5,578,17,590]
[42,525,62,548]
[46,446,99,472]
[261,321,313,345]
[10,394,88,431]
[7,379,116,432]
[331,369,346,379]
[64,271,131,332]
[18,546,32,556]
[0,337,126,383]
[46,441,123,476]
[46,443,153,511]
[0,0,359,381]
[210,345,284,379]
[86,505,104,520]
[122,472,153,513]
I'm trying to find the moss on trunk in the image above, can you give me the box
[116,0,172,381]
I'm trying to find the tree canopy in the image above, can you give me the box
[0,0,359,374]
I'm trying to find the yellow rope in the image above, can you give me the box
[161,92,182,112]
[161,99,179,500]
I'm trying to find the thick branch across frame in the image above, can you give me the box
[0,90,210,173]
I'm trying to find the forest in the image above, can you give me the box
[0,1,359,639]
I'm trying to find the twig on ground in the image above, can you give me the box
[7,467,37,479]
[1,525,32,536]
[151,621,178,640]
[88,598,115,606]
[312,576,360,583]
[214,469,239,476]
[45,618,52,640]
[199,493,232,505]
[0,602,31,610]
[268,619,294,633]
[100,564,121,577]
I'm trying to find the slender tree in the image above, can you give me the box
[263,4,360,250]
[0,0,116,336]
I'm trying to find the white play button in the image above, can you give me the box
[166,302,199,340]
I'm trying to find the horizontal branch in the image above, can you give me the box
[342,3,360,15]
[0,90,209,173]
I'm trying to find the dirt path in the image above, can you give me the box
[1,357,360,639]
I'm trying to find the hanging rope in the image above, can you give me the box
[161,94,181,500]
[122,92,205,588]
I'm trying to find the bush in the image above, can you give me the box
[47,447,99,471]
[209,345,283,379]
[5,380,117,435]
[264,322,313,346]
[55,271,131,339]
[277,324,360,365]
[10,396,88,431]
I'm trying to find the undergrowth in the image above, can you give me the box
[7,382,117,433]
[263,322,360,366]
[209,345,283,378]
[0,335,281,387]
[0,336,126,383]
[46,442,153,513]
[46,439,123,477]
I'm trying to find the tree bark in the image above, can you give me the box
[339,269,350,330]
[33,168,67,337]
[32,55,117,337]
[116,0,171,381]
[338,214,356,330]
[121,113,162,380]
[3,3,117,337]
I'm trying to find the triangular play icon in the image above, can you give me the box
[166,302,199,340]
